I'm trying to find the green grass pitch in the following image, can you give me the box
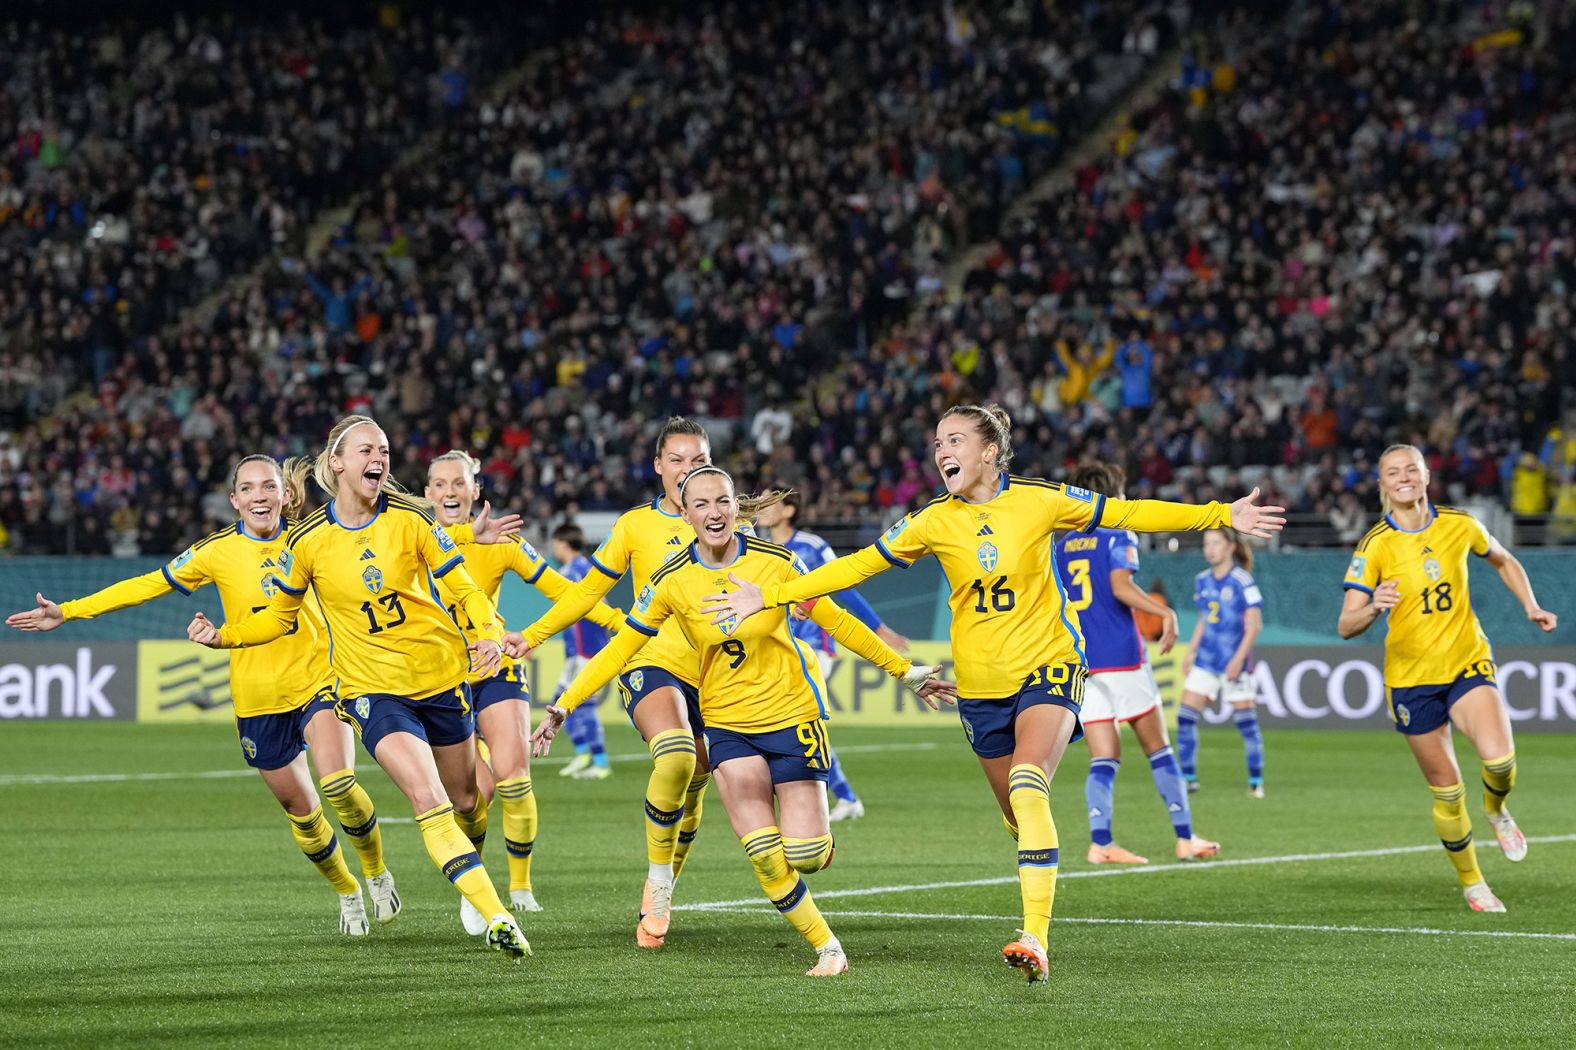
[3,723,1574,1048]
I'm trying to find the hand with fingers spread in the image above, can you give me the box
[531,705,567,757]
[1229,487,1287,540]
[901,664,959,709]
[469,638,503,676]
[703,573,766,626]
[471,501,523,544]
[6,592,64,632]
[188,612,223,648]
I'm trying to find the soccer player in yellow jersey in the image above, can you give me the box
[528,467,954,976]
[1338,444,1557,913]
[704,404,1285,985]
[425,449,623,929]
[186,415,530,959]
[7,454,403,936]
[508,417,715,948]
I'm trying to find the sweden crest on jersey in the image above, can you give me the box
[977,541,998,571]
[261,575,279,598]
[718,613,739,636]
[240,736,257,758]
[362,565,383,594]
[1424,558,1442,582]
[630,670,644,691]
[356,697,371,719]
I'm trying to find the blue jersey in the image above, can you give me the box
[1193,566,1263,674]
[1054,527,1145,673]
[776,529,884,653]
[561,555,611,658]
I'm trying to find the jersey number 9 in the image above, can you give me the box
[721,639,747,668]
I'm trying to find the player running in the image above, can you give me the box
[1052,463,1218,864]
[529,467,953,976]
[187,415,530,958]
[754,489,914,821]
[426,451,623,928]
[1177,528,1267,797]
[1338,444,1556,913]
[550,524,616,781]
[7,455,404,936]
[702,404,1283,984]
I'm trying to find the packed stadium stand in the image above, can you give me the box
[2,0,1573,556]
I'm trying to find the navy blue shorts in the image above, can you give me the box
[705,719,831,783]
[1387,662,1498,735]
[337,684,475,756]
[617,665,703,736]
[472,662,531,713]
[957,662,1087,759]
[236,692,338,771]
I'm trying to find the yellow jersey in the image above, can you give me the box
[557,535,911,733]
[60,519,333,717]
[760,475,1232,698]
[217,493,501,701]
[435,533,623,684]
[1342,506,1495,687]
[520,497,698,684]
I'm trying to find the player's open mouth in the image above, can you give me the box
[363,467,384,484]
[941,462,961,480]
[247,502,272,517]
[703,520,728,539]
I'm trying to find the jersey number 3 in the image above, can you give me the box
[1063,559,1093,612]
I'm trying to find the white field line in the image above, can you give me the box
[678,835,1576,911]
[684,906,1576,942]
[0,740,938,787]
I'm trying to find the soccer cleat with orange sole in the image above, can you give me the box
[1001,930,1049,985]
[1176,835,1221,860]
[1464,881,1506,913]
[1487,809,1528,862]
[1087,842,1149,865]
[806,941,848,976]
[636,878,673,948]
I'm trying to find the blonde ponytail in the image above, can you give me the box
[281,456,313,518]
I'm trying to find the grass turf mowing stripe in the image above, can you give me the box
[685,906,1576,941]
[678,834,1576,909]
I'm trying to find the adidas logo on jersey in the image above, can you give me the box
[359,549,376,561]
[1422,545,1435,554]
[977,525,994,536]
[667,536,682,545]
[261,558,275,568]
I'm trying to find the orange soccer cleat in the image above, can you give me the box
[1087,842,1149,865]
[637,877,674,948]
[1176,835,1221,860]
[1001,930,1049,985]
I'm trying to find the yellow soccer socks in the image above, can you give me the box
[671,770,711,878]
[1008,764,1058,943]
[318,769,385,878]
[742,825,834,949]
[287,805,360,895]
[1429,782,1484,887]
[782,833,835,874]
[416,803,508,919]
[1481,752,1517,816]
[495,776,538,892]
[644,729,696,879]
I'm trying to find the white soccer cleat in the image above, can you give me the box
[829,798,865,822]
[338,890,370,937]
[460,895,489,936]
[367,870,401,924]
[559,753,592,779]
[573,764,612,780]
[510,889,544,913]
[1248,783,1265,799]
[1464,881,1506,913]
[1002,929,1049,985]
[486,914,531,959]
[806,939,848,977]
[1487,809,1528,862]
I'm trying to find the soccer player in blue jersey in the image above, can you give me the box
[1178,528,1266,796]
[1054,464,1219,863]
[551,524,614,780]
[754,490,913,821]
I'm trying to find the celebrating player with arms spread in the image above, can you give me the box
[530,468,953,976]
[703,403,1284,984]
[1338,444,1557,913]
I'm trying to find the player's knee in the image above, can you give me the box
[783,834,835,874]
[649,729,698,781]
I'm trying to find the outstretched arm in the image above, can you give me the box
[704,545,893,626]
[530,565,624,631]
[210,585,302,648]
[9,570,177,631]
[1095,488,1284,540]
[1484,545,1558,633]
[530,618,655,756]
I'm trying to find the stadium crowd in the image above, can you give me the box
[3,0,1574,556]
